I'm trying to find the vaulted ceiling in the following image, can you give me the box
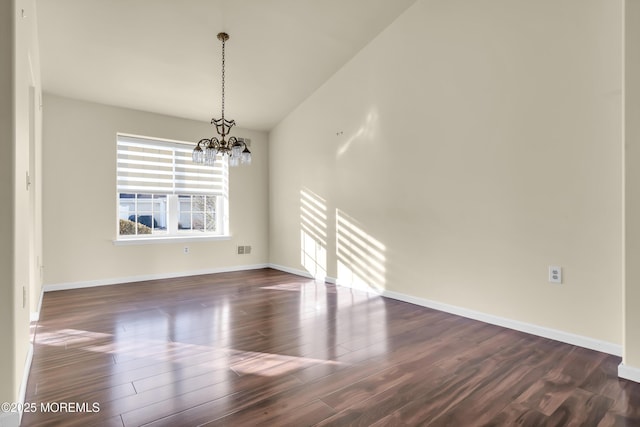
[36,0,418,131]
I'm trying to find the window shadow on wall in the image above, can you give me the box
[336,209,386,293]
[300,189,328,281]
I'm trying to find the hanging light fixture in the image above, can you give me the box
[193,32,251,167]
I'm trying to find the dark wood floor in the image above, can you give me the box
[22,268,640,426]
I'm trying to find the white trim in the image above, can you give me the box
[0,411,19,427]
[330,277,622,357]
[30,289,43,322]
[17,344,34,424]
[0,345,37,426]
[619,363,640,383]
[324,276,337,285]
[268,263,314,279]
[43,264,269,292]
[117,132,198,148]
[113,235,231,246]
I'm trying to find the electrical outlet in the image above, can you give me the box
[183,247,189,254]
[245,245,251,254]
[549,266,562,284]
[237,245,245,255]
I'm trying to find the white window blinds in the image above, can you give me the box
[117,134,228,196]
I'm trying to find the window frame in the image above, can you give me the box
[115,133,230,243]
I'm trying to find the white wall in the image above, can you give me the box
[42,94,269,286]
[270,0,623,346]
[15,0,42,321]
[0,0,42,418]
[0,0,16,405]
[625,0,640,368]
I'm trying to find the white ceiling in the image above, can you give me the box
[36,0,418,131]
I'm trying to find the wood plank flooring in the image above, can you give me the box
[22,268,640,426]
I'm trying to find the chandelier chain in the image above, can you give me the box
[220,36,225,122]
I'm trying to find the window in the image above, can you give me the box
[117,134,228,240]
[178,195,219,232]
[119,193,167,235]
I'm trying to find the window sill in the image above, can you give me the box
[113,235,231,246]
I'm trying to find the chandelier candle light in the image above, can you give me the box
[193,32,251,167]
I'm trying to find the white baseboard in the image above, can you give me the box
[43,264,269,292]
[268,263,314,279]
[1,344,35,427]
[0,411,19,427]
[324,276,337,285]
[618,363,640,383]
[30,289,42,322]
[327,276,622,357]
[18,344,33,424]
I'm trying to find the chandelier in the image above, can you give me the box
[193,32,251,167]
